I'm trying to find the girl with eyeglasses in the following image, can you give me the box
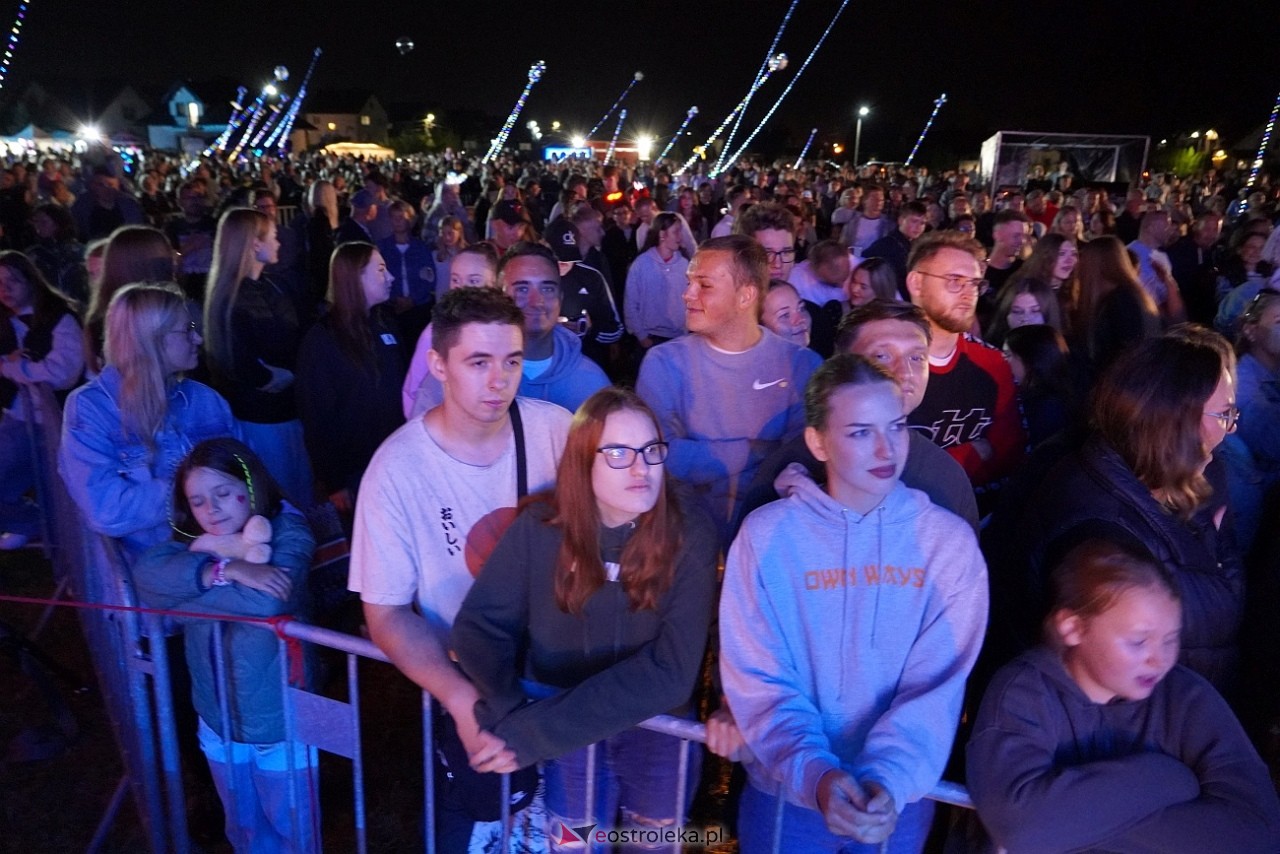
[452,387,718,845]
[60,283,237,560]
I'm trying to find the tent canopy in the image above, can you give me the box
[980,131,1150,189]
[321,141,395,160]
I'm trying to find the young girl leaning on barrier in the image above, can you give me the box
[133,436,319,853]
[967,538,1280,854]
[451,387,720,847]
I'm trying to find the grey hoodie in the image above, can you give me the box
[720,478,988,813]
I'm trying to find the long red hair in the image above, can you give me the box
[550,388,683,615]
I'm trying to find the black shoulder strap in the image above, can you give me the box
[510,398,528,498]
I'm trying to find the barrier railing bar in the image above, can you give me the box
[278,632,304,852]
[144,613,190,854]
[422,689,435,854]
[500,772,512,852]
[585,741,597,824]
[673,738,690,854]
[211,619,240,843]
[271,620,975,809]
[87,775,132,854]
[349,651,369,854]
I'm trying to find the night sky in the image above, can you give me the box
[11,0,1280,164]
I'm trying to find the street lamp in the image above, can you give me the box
[854,105,870,167]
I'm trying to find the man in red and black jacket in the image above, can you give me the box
[905,231,1026,510]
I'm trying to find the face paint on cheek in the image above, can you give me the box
[237,495,246,503]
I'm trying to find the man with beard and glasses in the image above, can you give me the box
[905,231,1025,501]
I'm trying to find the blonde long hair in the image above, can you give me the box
[103,282,189,444]
[203,208,271,377]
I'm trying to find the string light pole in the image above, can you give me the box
[604,109,626,162]
[905,93,947,166]
[584,71,643,142]
[677,53,787,177]
[1248,89,1280,189]
[483,60,547,164]
[853,105,869,168]
[267,47,322,154]
[714,0,852,175]
[659,105,698,160]
[715,0,799,173]
[0,0,29,94]
[793,128,818,169]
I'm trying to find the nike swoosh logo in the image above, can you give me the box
[752,378,787,390]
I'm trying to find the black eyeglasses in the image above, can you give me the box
[916,270,990,296]
[762,248,797,263]
[597,442,669,469]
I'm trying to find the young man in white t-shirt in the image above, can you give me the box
[348,285,571,846]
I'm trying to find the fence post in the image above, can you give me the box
[422,691,436,854]
[143,612,190,854]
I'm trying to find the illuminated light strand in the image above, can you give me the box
[604,109,627,162]
[0,1,29,94]
[206,86,249,156]
[716,0,851,175]
[677,53,788,177]
[483,60,547,164]
[228,88,274,161]
[793,127,818,169]
[715,0,799,173]
[585,71,643,141]
[268,47,322,154]
[904,93,947,166]
[248,93,289,151]
[224,88,272,160]
[1248,88,1280,189]
[658,105,698,160]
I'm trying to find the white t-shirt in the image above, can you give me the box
[348,397,572,644]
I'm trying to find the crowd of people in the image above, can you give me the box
[4,140,1280,852]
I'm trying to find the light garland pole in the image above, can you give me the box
[904,93,948,167]
[483,60,547,164]
[584,71,643,142]
[604,109,627,162]
[659,106,698,160]
[793,127,818,169]
[715,0,852,175]
[0,1,30,94]
[715,0,799,173]
[1248,89,1280,189]
[677,53,787,177]
[267,47,322,154]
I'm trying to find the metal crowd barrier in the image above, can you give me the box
[15,574,972,853]
[15,408,972,853]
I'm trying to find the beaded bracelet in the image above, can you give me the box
[210,556,233,587]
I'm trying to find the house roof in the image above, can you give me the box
[304,90,379,115]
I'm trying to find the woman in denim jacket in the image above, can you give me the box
[59,282,238,560]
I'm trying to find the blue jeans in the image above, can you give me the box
[545,726,701,852]
[197,718,320,853]
[0,413,41,537]
[737,781,934,854]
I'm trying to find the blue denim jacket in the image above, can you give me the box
[59,366,239,560]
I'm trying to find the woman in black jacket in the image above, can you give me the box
[295,242,405,516]
[204,207,312,505]
[998,331,1243,695]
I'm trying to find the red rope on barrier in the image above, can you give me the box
[0,593,309,686]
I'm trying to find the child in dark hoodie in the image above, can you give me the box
[968,538,1280,853]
